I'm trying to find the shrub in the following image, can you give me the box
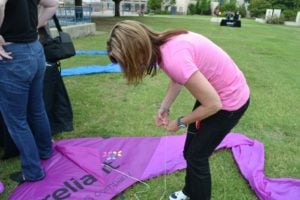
[266,15,285,24]
[248,0,272,18]
[147,0,162,11]
[199,0,211,15]
[238,4,247,18]
[220,2,237,13]
[193,0,211,15]
[282,9,298,21]
[188,3,197,15]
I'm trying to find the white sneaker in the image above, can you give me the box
[169,191,190,200]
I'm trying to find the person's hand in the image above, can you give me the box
[0,46,12,60]
[0,35,4,45]
[155,107,169,128]
[0,35,12,60]
[37,20,48,29]
[165,119,179,133]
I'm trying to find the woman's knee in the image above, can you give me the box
[186,156,210,175]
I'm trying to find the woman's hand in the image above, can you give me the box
[164,119,179,133]
[155,107,169,128]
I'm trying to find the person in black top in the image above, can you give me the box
[234,11,240,21]
[0,0,58,183]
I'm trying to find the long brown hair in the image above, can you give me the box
[107,20,187,84]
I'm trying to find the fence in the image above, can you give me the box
[49,6,92,27]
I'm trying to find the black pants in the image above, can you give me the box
[183,99,250,200]
[43,63,73,135]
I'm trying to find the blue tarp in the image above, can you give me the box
[75,50,108,55]
[61,63,121,77]
[60,50,121,77]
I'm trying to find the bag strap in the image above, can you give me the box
[52,14,63,32]
[38,26,52,44]
[38,27,49,37]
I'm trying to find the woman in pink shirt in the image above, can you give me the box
[107,20,250,200]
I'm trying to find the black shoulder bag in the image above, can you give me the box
[39,15,76,62]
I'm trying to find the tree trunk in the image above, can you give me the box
[114,1,121,17]
[75,0,82,6]
[74,0,83,20]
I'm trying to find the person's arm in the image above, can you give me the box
[160,80,182,111]
[155,80,182,127]
[37,0,58,28]
[0,0,12,60]
[166,70,222,132]
[0,0,7,28]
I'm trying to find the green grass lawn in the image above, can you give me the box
[0,15,299,200]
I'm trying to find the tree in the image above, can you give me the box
[148,0,162,11]
[113,0,122,16]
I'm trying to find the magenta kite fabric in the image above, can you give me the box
[8,133,300,200]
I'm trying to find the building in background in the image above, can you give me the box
[58,0,246,16]
[162,0,246,15]
[81,0,147,16]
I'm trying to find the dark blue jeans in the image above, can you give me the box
[0,40,52,180]
[183,99,250,200]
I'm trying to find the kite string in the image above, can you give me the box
[102,164,150,188]
[101,163,151,200]
[159,132,168,200]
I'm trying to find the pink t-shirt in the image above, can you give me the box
[159,32,250,111]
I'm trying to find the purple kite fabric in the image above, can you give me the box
[8,135,186,200]
[8,133,300,200]
[0,181,4,194]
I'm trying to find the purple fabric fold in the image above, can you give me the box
[216,133,300,199]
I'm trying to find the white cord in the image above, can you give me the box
[159,135,168,200]
[102,134,169,200]
[102,163,150,200]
